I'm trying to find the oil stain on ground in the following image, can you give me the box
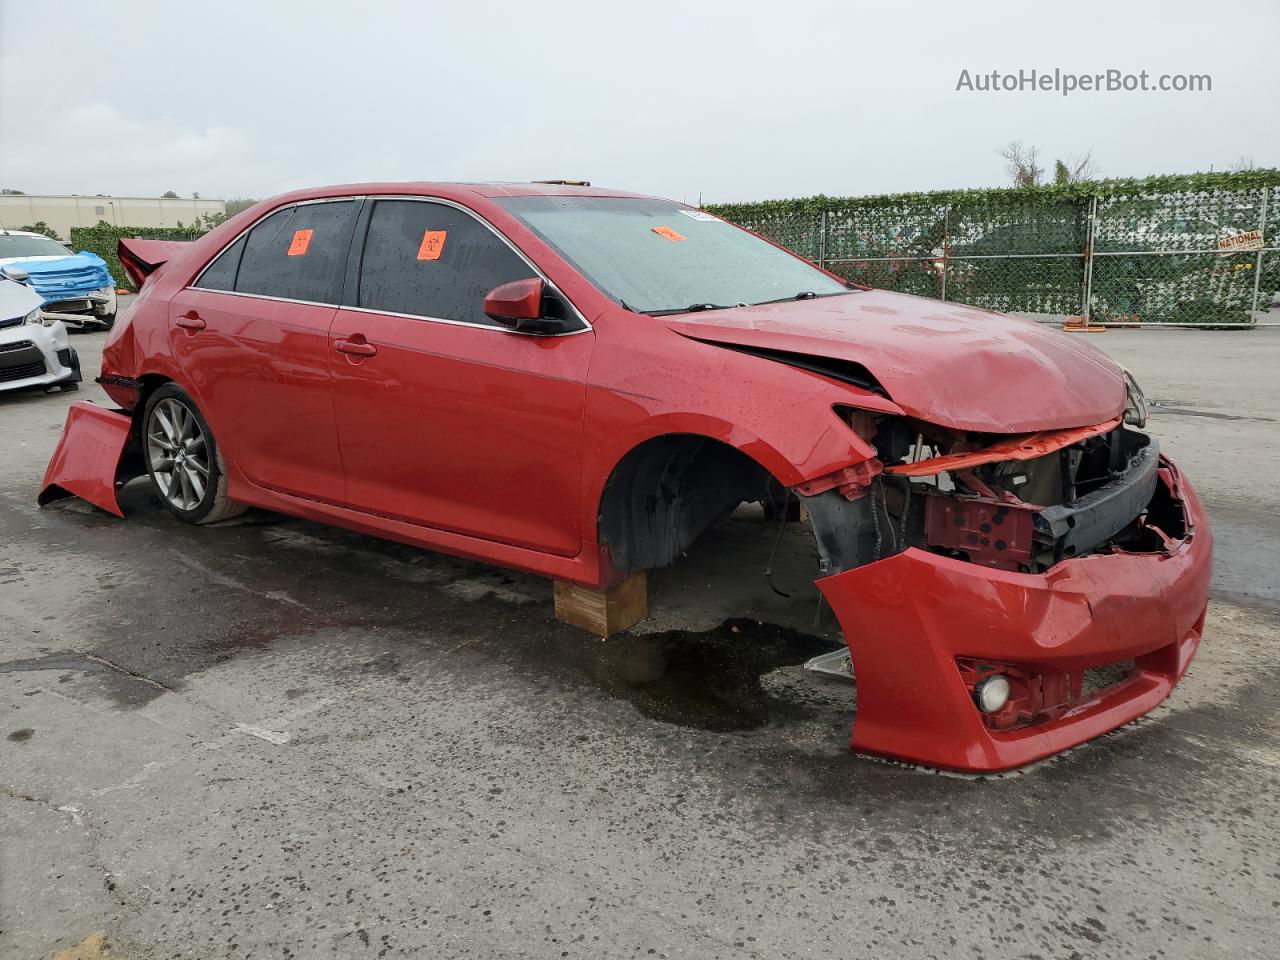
[539,618,836,731]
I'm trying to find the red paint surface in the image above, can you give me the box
[327,306,592,555]
[818,460,1212,772]
[38,402,133,518]
[166,291,347,504]
[665,295,1126,434]
[482,277,543,321]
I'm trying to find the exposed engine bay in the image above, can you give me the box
[801,411,1189,577]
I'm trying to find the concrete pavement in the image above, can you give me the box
[2,310,1278,959]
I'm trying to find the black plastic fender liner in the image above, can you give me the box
[801,487,894,576]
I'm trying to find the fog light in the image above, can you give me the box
[974,674,1011,714]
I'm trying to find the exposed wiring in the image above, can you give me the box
[898,478,912,547]
[870,483,883,559]
[877,478,898,554]
[812,591,828,631]
[764,490,794,598]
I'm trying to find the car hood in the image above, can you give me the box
[0,277,44,324]
[2,252,114,304]
[0,255,68,267]
[662,290,1126,433]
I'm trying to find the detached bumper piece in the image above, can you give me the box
[38,402,137,518]
[818,459,1211,772]
[41,287,117,328]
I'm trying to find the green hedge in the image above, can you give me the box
[69,221,208,291]
[706,169,1280,223]
[706,169,1280,324]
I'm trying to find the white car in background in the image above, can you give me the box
[0,229,118,330]
[0,266,81,394]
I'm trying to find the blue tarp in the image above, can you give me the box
[8,252,114,304]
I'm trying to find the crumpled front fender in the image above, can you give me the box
[38,401,137,518]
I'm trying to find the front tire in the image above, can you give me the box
[143,384,246,524]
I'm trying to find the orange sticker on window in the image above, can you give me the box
[287,228,313,256]
[651,225,685,243]
[417,230,447,261]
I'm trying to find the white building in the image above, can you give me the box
[0,194,227,240]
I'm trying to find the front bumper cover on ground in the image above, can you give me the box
[817,458,1211,772]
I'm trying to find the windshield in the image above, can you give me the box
[0,234,70,258]
[494,196,849,314]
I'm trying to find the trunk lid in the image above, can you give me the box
[117,237,190,289]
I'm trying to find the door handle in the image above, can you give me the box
[175,312,205,331]
[335,337,377,358]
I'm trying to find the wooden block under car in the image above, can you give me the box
[553,571,648,637]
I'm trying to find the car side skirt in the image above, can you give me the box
[220,459,602,585]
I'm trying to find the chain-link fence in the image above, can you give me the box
[707,171,1280,326]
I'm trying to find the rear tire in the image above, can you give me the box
[142,384,247,524]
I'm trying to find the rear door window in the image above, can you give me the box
[356,199,535,326]
[235,200,357,303]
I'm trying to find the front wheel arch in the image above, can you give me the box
[596,433,788,576]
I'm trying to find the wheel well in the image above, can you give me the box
[135,374,173,416]
[598,434,783,575]
[118,375,174,476]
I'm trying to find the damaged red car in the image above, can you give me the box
[39,183,1211,772]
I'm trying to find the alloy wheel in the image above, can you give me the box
[146,397,210,511]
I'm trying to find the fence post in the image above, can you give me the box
[1081,194,1098,321]
[818,207,827,269]
[940,205,950,302]
[1250,186,1269,323]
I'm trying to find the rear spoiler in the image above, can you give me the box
[117,237,191,289]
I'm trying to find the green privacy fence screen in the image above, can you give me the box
[69,222,207,292]
[706,169,1280,325]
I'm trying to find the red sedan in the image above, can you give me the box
[39,182,1211,772]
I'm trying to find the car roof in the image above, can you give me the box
[0,230,57,239]
[266,182,664,207]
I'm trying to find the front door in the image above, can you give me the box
[329,198,592,556]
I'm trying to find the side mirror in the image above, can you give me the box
[1,265,30,283]
[483,277,569,335]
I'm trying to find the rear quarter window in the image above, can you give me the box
[234,201,357,302]
[195,236,245,291]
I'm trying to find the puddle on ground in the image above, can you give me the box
[28,492,846,724]
[547,618,841,731]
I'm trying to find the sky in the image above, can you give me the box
[0,0,1275,205]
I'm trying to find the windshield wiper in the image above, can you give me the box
[642,302,731,316]
[750,290,856,307]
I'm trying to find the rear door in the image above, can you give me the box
[169,199,360,503]
[329,197,593,556]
